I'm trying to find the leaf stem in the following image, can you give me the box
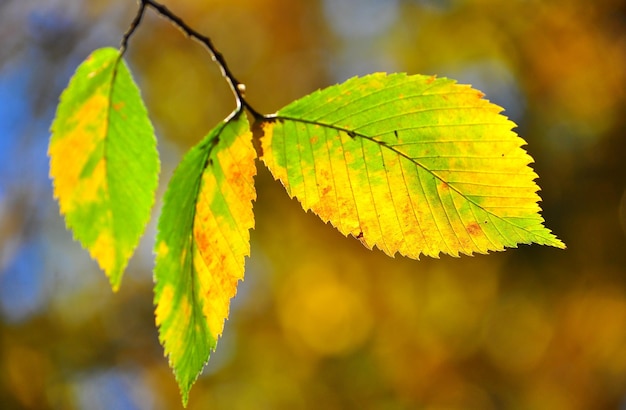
[123,0,264,119]
[120,1,147,56]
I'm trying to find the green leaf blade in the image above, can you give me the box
[49,47,159,290]
[261,73,564,259]
[154,112,256,406]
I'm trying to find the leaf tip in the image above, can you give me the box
[107,271,123,292]
[180,387,190,408]
[550,237,567,250]
[109,281,121,293]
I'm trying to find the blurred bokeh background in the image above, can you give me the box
[1,0,626,408]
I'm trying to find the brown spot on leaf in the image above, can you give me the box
[355,231,367,246]
[466,222,483,236]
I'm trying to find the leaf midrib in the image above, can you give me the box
[269,115,546,239]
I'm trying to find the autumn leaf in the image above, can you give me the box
[260,73,564,258]
[153,111,256,406]
[49,47,159,290]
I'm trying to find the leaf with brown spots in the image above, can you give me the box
[260,73,564,258]
[153,111,256,405]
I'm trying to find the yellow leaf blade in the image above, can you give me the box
[154,112,256,405]
[261,73,564,258]
[49,47,159,290]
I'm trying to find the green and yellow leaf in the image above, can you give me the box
[154,112,256,406]
[49,47,159,290]
[260,73,564,258]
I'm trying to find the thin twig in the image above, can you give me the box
[120,1,147,56]
[127,0,264,119]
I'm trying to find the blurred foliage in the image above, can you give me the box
[1,0,626,409]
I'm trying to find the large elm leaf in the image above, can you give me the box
[49,47,159,290]
[154,111,256,406]
[260,73,564,258]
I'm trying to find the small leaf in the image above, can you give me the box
[154,111,256,406]
[49,47,159,290]
[260,73,564,258]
